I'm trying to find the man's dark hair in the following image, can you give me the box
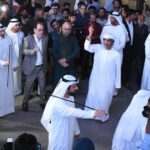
[78,2,87,8]
[126,9,135,17]
[62,8,70,14]
[135,9,142,15]
[70,11,77,17]
[34,18,44,29]
[44,6,51,13]
[50,19,58,27]
[35,7,43,13]
[99,7,107,12]
[113,0,122,6]
[88,6,96,11]
[63,2,71,7]
[72,138,95,150]
[51,3,60,9]
[14,133,38,150]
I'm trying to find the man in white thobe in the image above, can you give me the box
[41,75,106,150]
[141,34,150,90]
[84,26,121,122]
[100,11,127,64]
[0,23,18,117]
[6,18,24,96]
[112,90,150,150]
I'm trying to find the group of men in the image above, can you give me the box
[0,0,150,149]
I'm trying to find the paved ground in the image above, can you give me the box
[0,78,139,150]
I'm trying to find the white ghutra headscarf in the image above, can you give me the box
[41,75,79,132]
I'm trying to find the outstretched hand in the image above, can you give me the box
[3,61,10,66]
[94,110,107,118]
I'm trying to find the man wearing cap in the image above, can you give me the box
[6,18,24,96]
[41,74,106,150]
[0,23,18,117]
[84,26,121,122]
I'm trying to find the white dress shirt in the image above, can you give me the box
[126,20,134,45]
[34,35,43,66]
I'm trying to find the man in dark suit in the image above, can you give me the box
[22,19,49,111]
[133,14,148,86]
[52,21,79,87]
[122,9,135,87]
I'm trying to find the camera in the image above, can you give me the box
[2,138,13,150]
[142,105,150,118]
[142,98,150,118]
[1,5,8,13]
[36,144,41,150]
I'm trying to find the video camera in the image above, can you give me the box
[2,138,41,150]
[142,98,150,118]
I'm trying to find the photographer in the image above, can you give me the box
[0,2,15,26]
[141,99,150,150]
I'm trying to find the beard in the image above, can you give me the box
[63,32,70,37]
[0,34,5,38]
[68,91,77,96]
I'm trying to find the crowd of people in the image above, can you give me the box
[0,0,150,150]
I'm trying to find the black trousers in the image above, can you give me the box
[23,65,45,103]
[122,44,133,85]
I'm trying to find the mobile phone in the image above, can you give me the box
[36,144,41,150]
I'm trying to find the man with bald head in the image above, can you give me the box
[52,21,79,87]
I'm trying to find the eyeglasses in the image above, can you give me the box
[52,7,58,10]
[64,28,71,31]
[36,29,44,32]
[80,7,86,10]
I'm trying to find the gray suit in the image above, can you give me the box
[22,34,49,103]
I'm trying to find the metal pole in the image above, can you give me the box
[7,45,11,87]
[51,95,96,110]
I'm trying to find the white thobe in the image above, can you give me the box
[41,96,95,150]
[6,31,24,96]
[84,39,121,122]
[112,90,150,150]
[141,34,150,90]
[100,25,126,63]
[0,35,18,117]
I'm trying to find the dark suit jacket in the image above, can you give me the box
[22,34,49,75]
[123,18,133,47]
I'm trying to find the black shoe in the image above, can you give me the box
[40,103,46,110]
[22,103,28,112]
